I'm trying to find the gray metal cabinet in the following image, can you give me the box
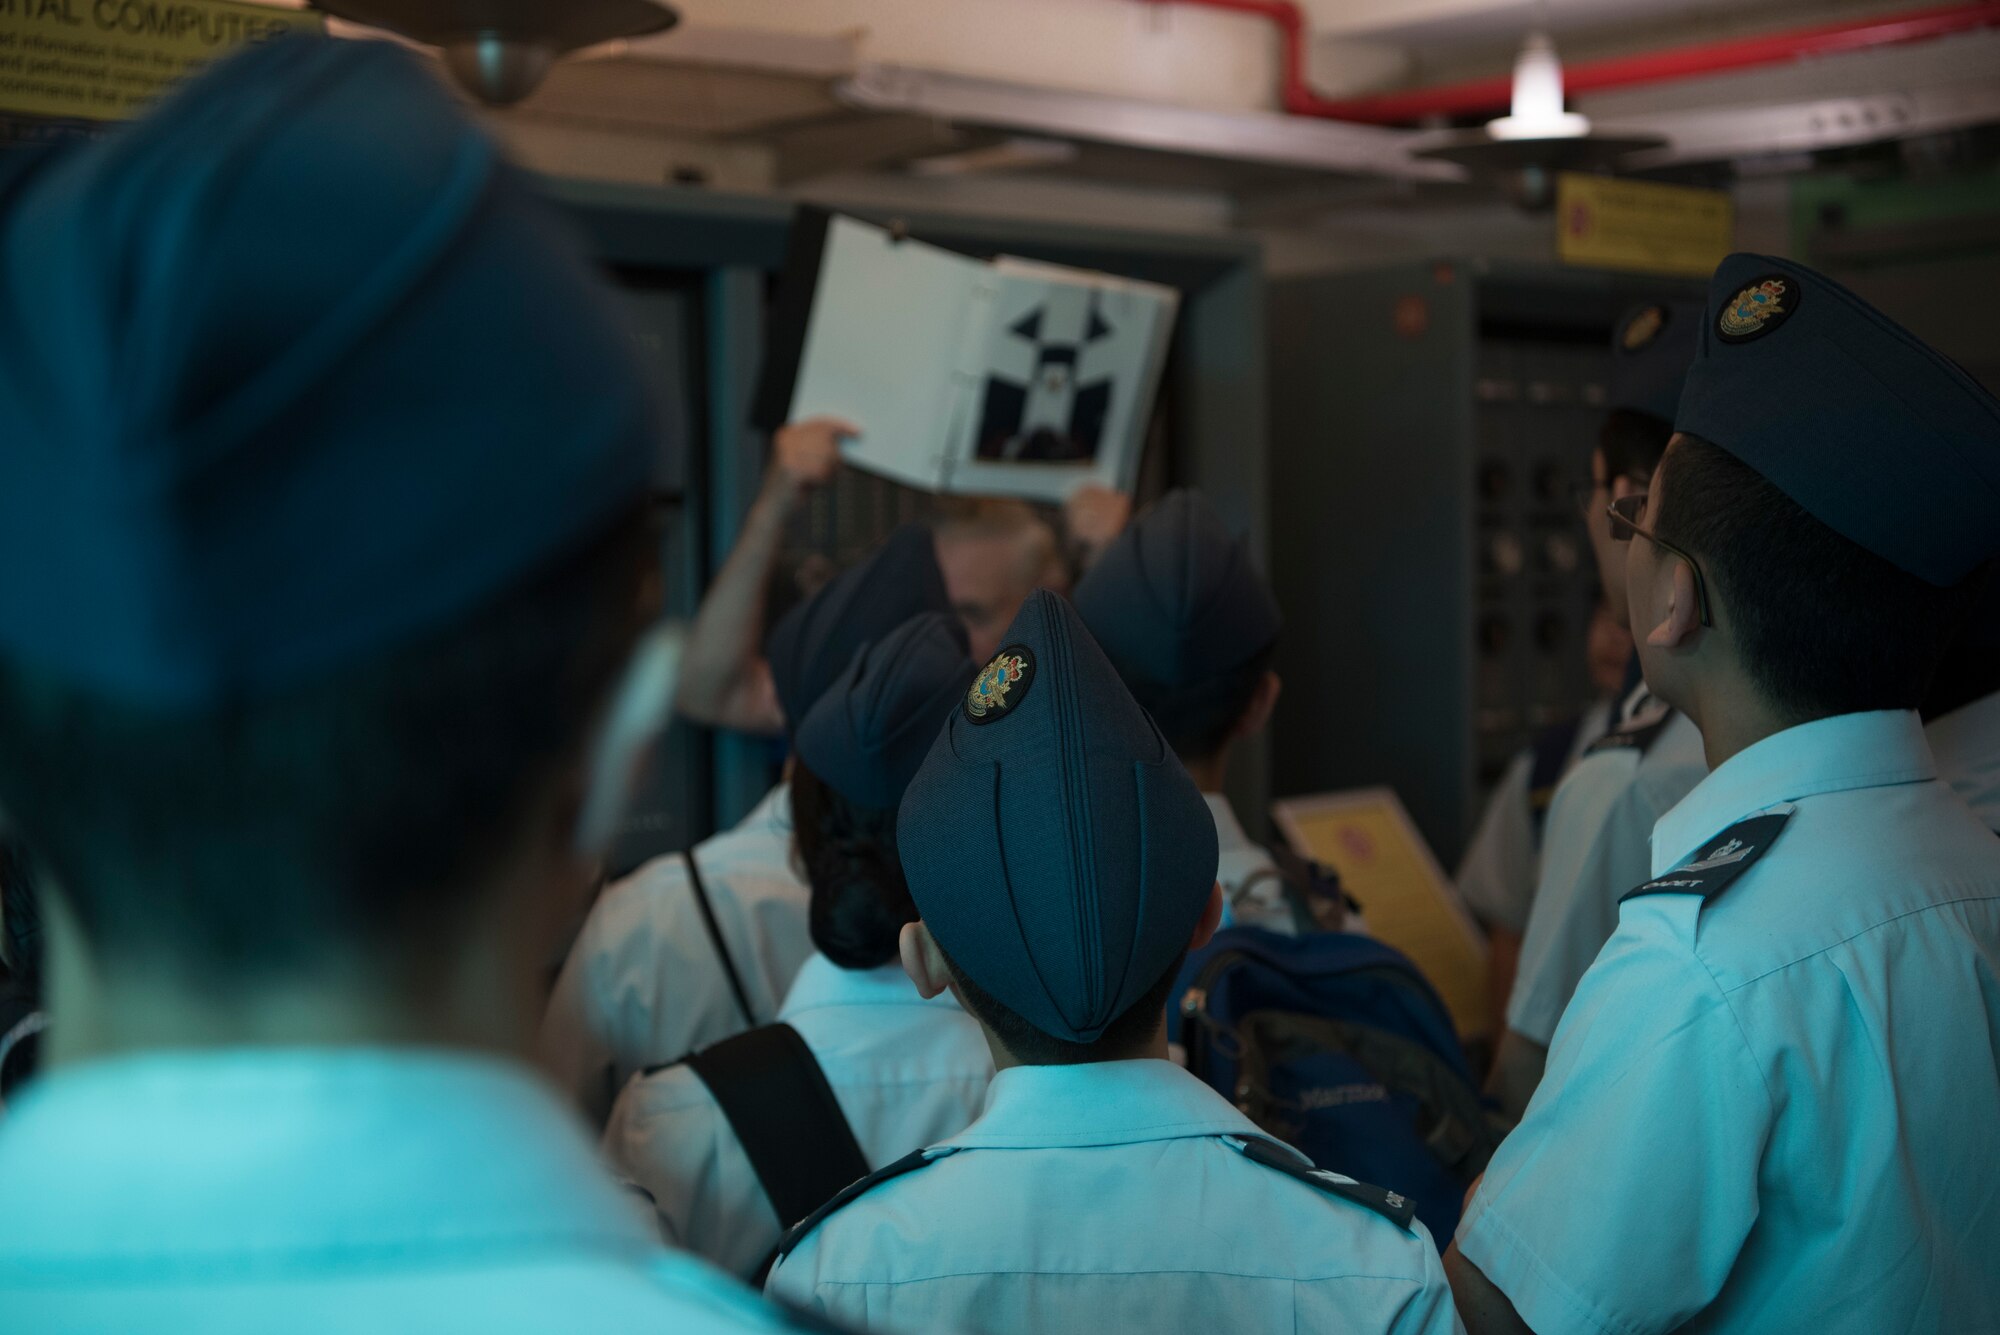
[1268,260,1701,865]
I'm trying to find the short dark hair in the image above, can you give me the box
[0,837,42,989]
[1922,569,2000,721]
[1655,436,1977,720]
[0,506,654,983]
[1145,641,1277,765]
[939,941,1184,1066]
[1598,408,1673,483]
[788,762,917,970]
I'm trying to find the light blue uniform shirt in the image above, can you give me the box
[766,1058,1462,1335]
[1931,686,2000,829]
[1456,700,1614,936]
[1506,689,1707,1045]
[0,1047,809,1334]
[1458,710,2000,1334]
[542,783,812,1124]
[604,954,993,1278]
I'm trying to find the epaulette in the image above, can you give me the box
[1229,1135,1417,1230]
[1585,706,1673,759]
[1619,811,1791,905]
[765,1146,954,1272]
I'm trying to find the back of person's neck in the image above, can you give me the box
[983,1019,1169,1074]
[1180,749,1229,794]
[42,920,536,1071]
[1681,676,1824,772]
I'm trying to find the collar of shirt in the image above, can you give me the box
[1203,792,1254,860]
[1926,688,2000,789]
[694,782,797,874]
[0,1046,654,1273]
[1616,677,1659,729]
[936,1057,1267,1152]
[778,954,963,1017]
[734,782,793,844]
[1651,709,1936,876]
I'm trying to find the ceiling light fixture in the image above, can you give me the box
[312,0,679,105]
[1413,26,1664,209]
[1487,31,1589,141]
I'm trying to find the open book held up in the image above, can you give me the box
[753,210,1179,502]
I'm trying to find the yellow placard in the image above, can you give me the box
[1274,788,1491,1039]
[0,0,320,123]
[1556,172,1734,279]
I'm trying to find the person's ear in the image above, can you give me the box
[1188,883,1224,953]
[1645,558,1705,650]
[1234,670,1282,741]
[1609,472,1645,503]
[899,921,952,1000]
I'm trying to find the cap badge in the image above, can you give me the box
[966,644,1035,724]
[1717,276,1796,343]
[1621,305,1666,352]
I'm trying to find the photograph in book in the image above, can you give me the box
[761,211,1178,503]
[974,283,1129,466]
[950,258,1177,499]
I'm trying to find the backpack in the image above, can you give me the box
[1172,925,1499,1239]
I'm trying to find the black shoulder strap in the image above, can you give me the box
[1232,1135,1417,1230]
[683,849,756,1029]
[686,1023,871,1236]
[1586,706,1673,758]
[767,1146,946,1275]
[1620,810,1792,905]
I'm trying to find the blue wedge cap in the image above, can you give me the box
[1676,253,2000,586]
[898,589,1218,1043]
[795,611,975,810]
[0,36,662,704]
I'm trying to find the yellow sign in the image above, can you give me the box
[1557,173,1734,279]
[1274,787,1491,1039]
[0,0,320,123]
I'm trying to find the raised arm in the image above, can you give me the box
[674,417,855,734]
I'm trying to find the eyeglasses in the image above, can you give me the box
[1606,493,1714,628]
[1570,472,1650,516]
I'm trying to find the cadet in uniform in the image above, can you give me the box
[1447,254,2000,1334]
[543,523,954,1122]
[766,590,1461,1335]
[0,37,807,1333]
[1070,490,1293,929]
[1453,602,1624,1013]
[1486,300,1710,1117]
[604,612,993,1278]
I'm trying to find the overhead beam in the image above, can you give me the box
[1622,80,2000,167]
[837,64,1461,183]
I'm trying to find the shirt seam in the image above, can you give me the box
[1690,938,1781,1114]
[1713,889,2000,993]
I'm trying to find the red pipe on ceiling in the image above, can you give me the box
[1151,0,2000,124]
